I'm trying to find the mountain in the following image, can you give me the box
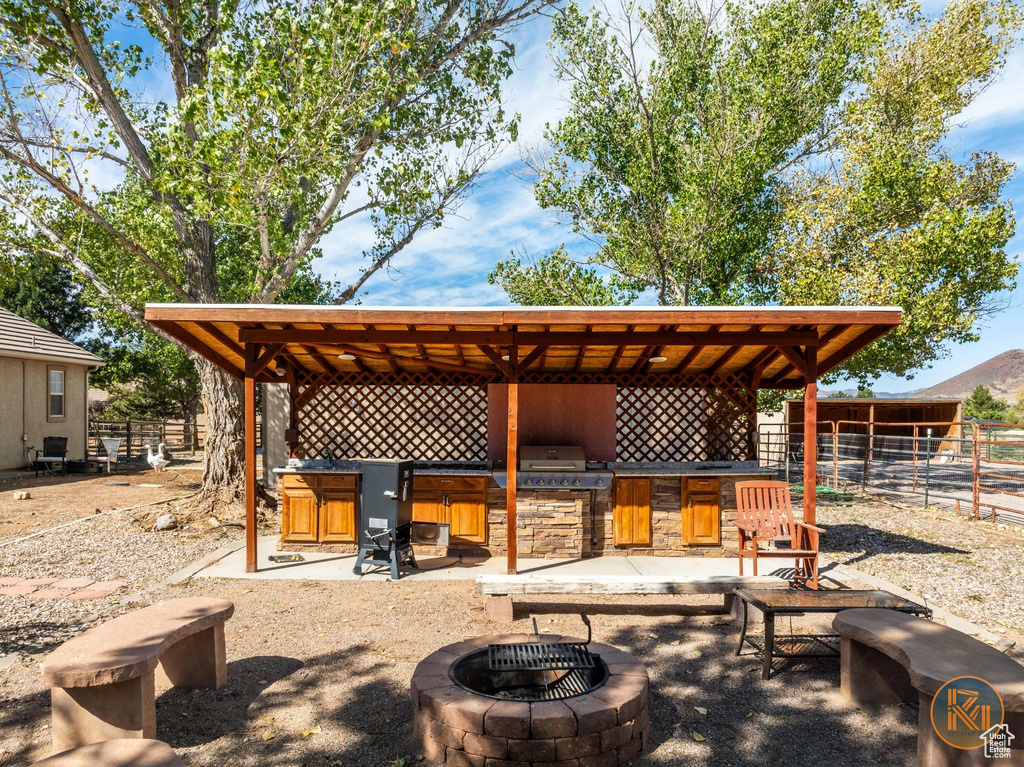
[916,349,1024,401]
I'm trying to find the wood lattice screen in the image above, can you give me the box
[615,374,757,462]
[291,369,755,463]
[293,369,489,461]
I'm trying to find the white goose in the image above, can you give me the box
[147,442,170,472]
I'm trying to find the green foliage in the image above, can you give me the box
[855,386,875,398]
[492,0,1021,386]
[1007,389,1024,425]
[492,0,883,305]
[963,384,1009,420]
[0,252,93,342]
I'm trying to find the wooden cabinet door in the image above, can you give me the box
[282,488,318,542]
[686,493,720,545]
[320,490,356,543]
[447,493,487,544]
[413,491,445,523]
[613,478,652,546]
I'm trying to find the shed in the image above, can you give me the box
[0,307,105,470]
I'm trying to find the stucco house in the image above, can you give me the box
[0,307,104,470]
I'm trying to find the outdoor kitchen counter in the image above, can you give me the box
[271,461,492,476]
[607,461,775,476]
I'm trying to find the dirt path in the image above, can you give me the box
[0,461,203,540]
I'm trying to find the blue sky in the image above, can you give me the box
[317,9,1024,394]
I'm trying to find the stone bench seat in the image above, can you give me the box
[476,574,788,621]
[833,608,1024,765]
[31,739,183,767]
[41,598,234,752]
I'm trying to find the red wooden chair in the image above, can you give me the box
[735,480,824,589]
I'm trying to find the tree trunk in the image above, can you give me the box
[197,358,245,498]
[192,357,275,519]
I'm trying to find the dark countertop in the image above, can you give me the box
[272,459,773,478]
[606,461,775,477]
[272,460,492,476]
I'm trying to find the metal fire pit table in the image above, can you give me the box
[734,588,932,679]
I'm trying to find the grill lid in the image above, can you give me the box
[519,445,586,472]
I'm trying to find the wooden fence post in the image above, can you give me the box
[125,418,132,459]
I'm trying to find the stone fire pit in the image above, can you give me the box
[411,634,649,766]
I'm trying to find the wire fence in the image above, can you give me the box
[758,420,1024,529]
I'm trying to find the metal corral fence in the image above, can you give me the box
[89,419,204,457]
[758,420,1024,528]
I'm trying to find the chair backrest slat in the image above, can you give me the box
[736,480,796,542]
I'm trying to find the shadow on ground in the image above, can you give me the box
[819,522,969,565]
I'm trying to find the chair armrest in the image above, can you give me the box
[795,522,826,533]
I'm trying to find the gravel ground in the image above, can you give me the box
[1,579,922,767]
[2,492,1023,765]
[0,511,238,658]
[816,494,1024,638]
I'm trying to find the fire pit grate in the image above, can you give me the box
[488,640,595,672]
[488,614,596,673]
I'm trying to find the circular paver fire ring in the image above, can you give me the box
[411,634,649,766]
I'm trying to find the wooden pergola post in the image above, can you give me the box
[506,342,518,575]
[244,343,259,573]
[803,346,818,526]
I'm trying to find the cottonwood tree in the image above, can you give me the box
[491,0,1020,385]
[0,0,557,506]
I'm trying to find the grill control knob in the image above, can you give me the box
[595,479,605,487]
[525,478,533,486]
[561,478,569,486]
[573,478,582,486]
[549,478,558,485]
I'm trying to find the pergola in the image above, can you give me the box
[144,304,902,573]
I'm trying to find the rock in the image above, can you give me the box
[12,491,30,500]
[155,513,178,531]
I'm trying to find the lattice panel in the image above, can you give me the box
[293,369,488,461]
[616,374,757,462]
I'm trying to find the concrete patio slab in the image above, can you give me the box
[193,536,751,581]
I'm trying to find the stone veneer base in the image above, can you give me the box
[411,634,649,767]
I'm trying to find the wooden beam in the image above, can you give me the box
[244,343,259,573]
[803,346,818,534]
[763,324,847,383]
[671,345,705,375]
[506,341,519,576]
[816,324,893,375]
[237,328,821,347]
[477,345,513,378]
[150,321,243,380]
[516,346,548,374]
[288,344,494,376]
[252,343,283,376]
[777,346,810,379]
[197,321,247,360]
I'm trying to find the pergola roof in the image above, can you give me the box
[144,304,902,388]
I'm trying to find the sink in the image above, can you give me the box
[695,463,733,470]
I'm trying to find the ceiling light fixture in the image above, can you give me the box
[501,354,510,361]
[649,356,668,363]
[338,353,356,360]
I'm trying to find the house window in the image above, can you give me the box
[48,368,65,420]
